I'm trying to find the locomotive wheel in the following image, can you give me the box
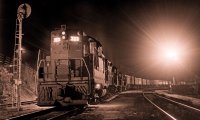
[94,93,99,103]
[88,94,99,104]
[89,90,103,104]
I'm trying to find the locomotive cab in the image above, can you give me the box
[37,27,89,106]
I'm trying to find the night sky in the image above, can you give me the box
[1,0,200,80]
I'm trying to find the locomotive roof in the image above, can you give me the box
[86,36,102,47]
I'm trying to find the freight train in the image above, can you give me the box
[37,25,170,106]
[37,25,126,106]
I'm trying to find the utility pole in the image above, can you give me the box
[13,3,31,111]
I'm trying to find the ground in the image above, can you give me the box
[68,91,165,120]
[0,104,51,120]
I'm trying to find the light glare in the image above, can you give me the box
[165,49,178,60]
[70,36,80,42]
[95,84,101,89]
[62,31,65,35]
[53,37,61,43]
[62,36,65,39]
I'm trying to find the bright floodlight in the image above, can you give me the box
[164,48,179,61]
[166,50,178,60]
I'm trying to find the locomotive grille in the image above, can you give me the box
[75,85,88,95]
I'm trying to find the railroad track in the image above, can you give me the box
[143,92,200,120]
[4,93,117,119]
[8,105,86,120]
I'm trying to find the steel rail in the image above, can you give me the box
[8,107,56,120]
[143,93,177,120]
[8,105,86,120]
[0,100,37,107]
[47,107,85,120]
[155,94,200,112]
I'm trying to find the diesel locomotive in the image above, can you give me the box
[37,25,123,106]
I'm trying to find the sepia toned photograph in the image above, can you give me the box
[0,0,200,119]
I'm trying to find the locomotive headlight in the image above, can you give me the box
[62,36,65,39]
[61,31,65,35]
[70,36,80,42]
[53,37,61,43]
[95,84,101,90]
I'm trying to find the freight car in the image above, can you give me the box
[37,25,125,106]
[125,75,133,90]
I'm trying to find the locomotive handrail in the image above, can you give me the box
[81,58,91,95]
[35,59,45,95]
